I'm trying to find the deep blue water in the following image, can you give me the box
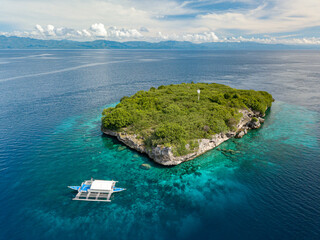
[0,50,320,240]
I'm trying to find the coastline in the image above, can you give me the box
[102,108,267,166]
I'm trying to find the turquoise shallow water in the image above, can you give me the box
[3,101,319,239]
[1,50,320,239]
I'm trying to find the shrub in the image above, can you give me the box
[120,96,129,102]
[233,93,240,98]
[174,139,188,156]
[189,140,199,150]
[208,117,228,134]
[162,104,181,114]
[102,108,133,130]
[209,95,223,104]
[165,88,174,94]
[101,82,273,156]
[153,123,186,144]
[226,117,238,129]
[224,93,231,99]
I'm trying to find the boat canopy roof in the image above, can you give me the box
[90,180,114,191]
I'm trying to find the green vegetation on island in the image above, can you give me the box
[102,83,273,156]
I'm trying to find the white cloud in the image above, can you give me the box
[35,24,44,34]
[181,32,219,43]
[158,31,219,43]
[222,36,320,45]
[156,31,320,45]
[199,0,320,34]
[0,24,144,41]
[0,0,320,44]
[107,26,143,39]
[82,29,92,37]
[139,27,149,32]
[46,25,56,36]
[90,23,108,37]
[1,24,320,45]
[0,0,169,34]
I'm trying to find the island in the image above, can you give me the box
[101,83,273,165]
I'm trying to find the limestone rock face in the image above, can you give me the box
[236,129,247,138]
[247,119,261,129]
[102,108,267,166]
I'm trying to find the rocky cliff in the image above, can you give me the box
[102,108,267,166]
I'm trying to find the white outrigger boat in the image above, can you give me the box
[68,178,125,202]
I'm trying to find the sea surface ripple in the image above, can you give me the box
[0,50,319,240]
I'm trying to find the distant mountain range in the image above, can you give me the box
[0,35,319,50]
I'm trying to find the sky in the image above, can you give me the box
[0,0,320,44]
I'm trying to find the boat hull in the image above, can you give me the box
[68,186,125,192]
[68,180,126,202]
[113,187,126,192]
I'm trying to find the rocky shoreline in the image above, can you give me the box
[102,108,267,166]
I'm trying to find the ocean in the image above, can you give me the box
[0,50,319,240]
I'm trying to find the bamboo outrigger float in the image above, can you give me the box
[68,178,125,202]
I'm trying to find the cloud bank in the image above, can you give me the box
[1,23,222,43]
[0,0,320,45]
[1,24,145,41]
[1,23,320,45]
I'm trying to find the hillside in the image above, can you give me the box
[0,35,318,49]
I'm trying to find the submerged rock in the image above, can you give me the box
[140,164,151,170]
[219,149,240,154]
[117,146,126,151]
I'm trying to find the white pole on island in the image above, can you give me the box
[197,89,200,101]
